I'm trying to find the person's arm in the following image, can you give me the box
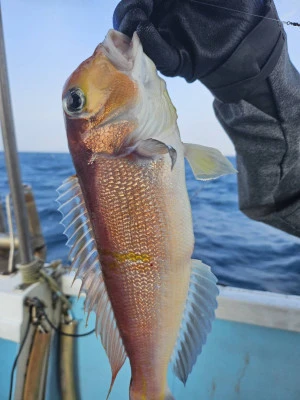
[214,38,300,237]
[113,0,300,237]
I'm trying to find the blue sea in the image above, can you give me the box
[0,152,300,295]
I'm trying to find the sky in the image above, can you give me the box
[0,0,300,155]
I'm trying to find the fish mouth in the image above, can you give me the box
[63,30,140,120]
[96,29,141,72]
[63,30,143,157]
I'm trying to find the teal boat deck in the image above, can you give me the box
[50,299,300,400]
[1,280,300,400]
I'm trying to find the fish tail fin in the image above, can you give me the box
[129,379,175,400]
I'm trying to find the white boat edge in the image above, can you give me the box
[1,271,300,343]
[61,273,300,334]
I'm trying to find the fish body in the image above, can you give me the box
[59,30,235,400]
[82,154,191,399]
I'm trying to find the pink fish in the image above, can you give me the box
[57,30,235,400]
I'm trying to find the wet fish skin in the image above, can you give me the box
[61,29,235,400]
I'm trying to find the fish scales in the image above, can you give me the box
[77,153,192,395]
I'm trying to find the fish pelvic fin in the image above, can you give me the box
[184,143,237,180]
[171,259,219,384]
[57,176,127,397]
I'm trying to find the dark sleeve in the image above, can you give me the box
[211,32,300,237]
[215,43,300,237]
[193,1,300,237]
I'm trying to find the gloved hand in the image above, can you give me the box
[113,0,266,81]
[113,0,285,110]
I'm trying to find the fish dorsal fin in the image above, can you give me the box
[57,176,127,396]
[171,259,219,384]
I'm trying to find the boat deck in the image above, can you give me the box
[1,272,300,400]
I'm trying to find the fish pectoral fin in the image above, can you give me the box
[184,143,237,180]
[57,176,127,399]
[171,259,219,384]
[134,138,177,169]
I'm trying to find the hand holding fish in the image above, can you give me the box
[113,0,267,82]
[112,1,300,239]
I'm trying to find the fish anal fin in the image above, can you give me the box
[82,270,127,399]
[184,143,236,180]
[57,176,127,397]
[171,259,219,384]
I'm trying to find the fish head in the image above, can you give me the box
[62,31,139,159]
[62,30,177,162]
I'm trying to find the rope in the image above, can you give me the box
[17,259,43,284]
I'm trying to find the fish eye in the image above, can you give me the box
[63,87,86,115]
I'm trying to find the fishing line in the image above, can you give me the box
[190,181,209,201]
[192,1,300,27]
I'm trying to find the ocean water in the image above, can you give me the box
[0,151,300,295]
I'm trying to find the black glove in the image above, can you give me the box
[113,0,285,114]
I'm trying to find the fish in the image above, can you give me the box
[57,29,236,400]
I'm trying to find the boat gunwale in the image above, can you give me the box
[1,272,300,344]
[62,273,300,334]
